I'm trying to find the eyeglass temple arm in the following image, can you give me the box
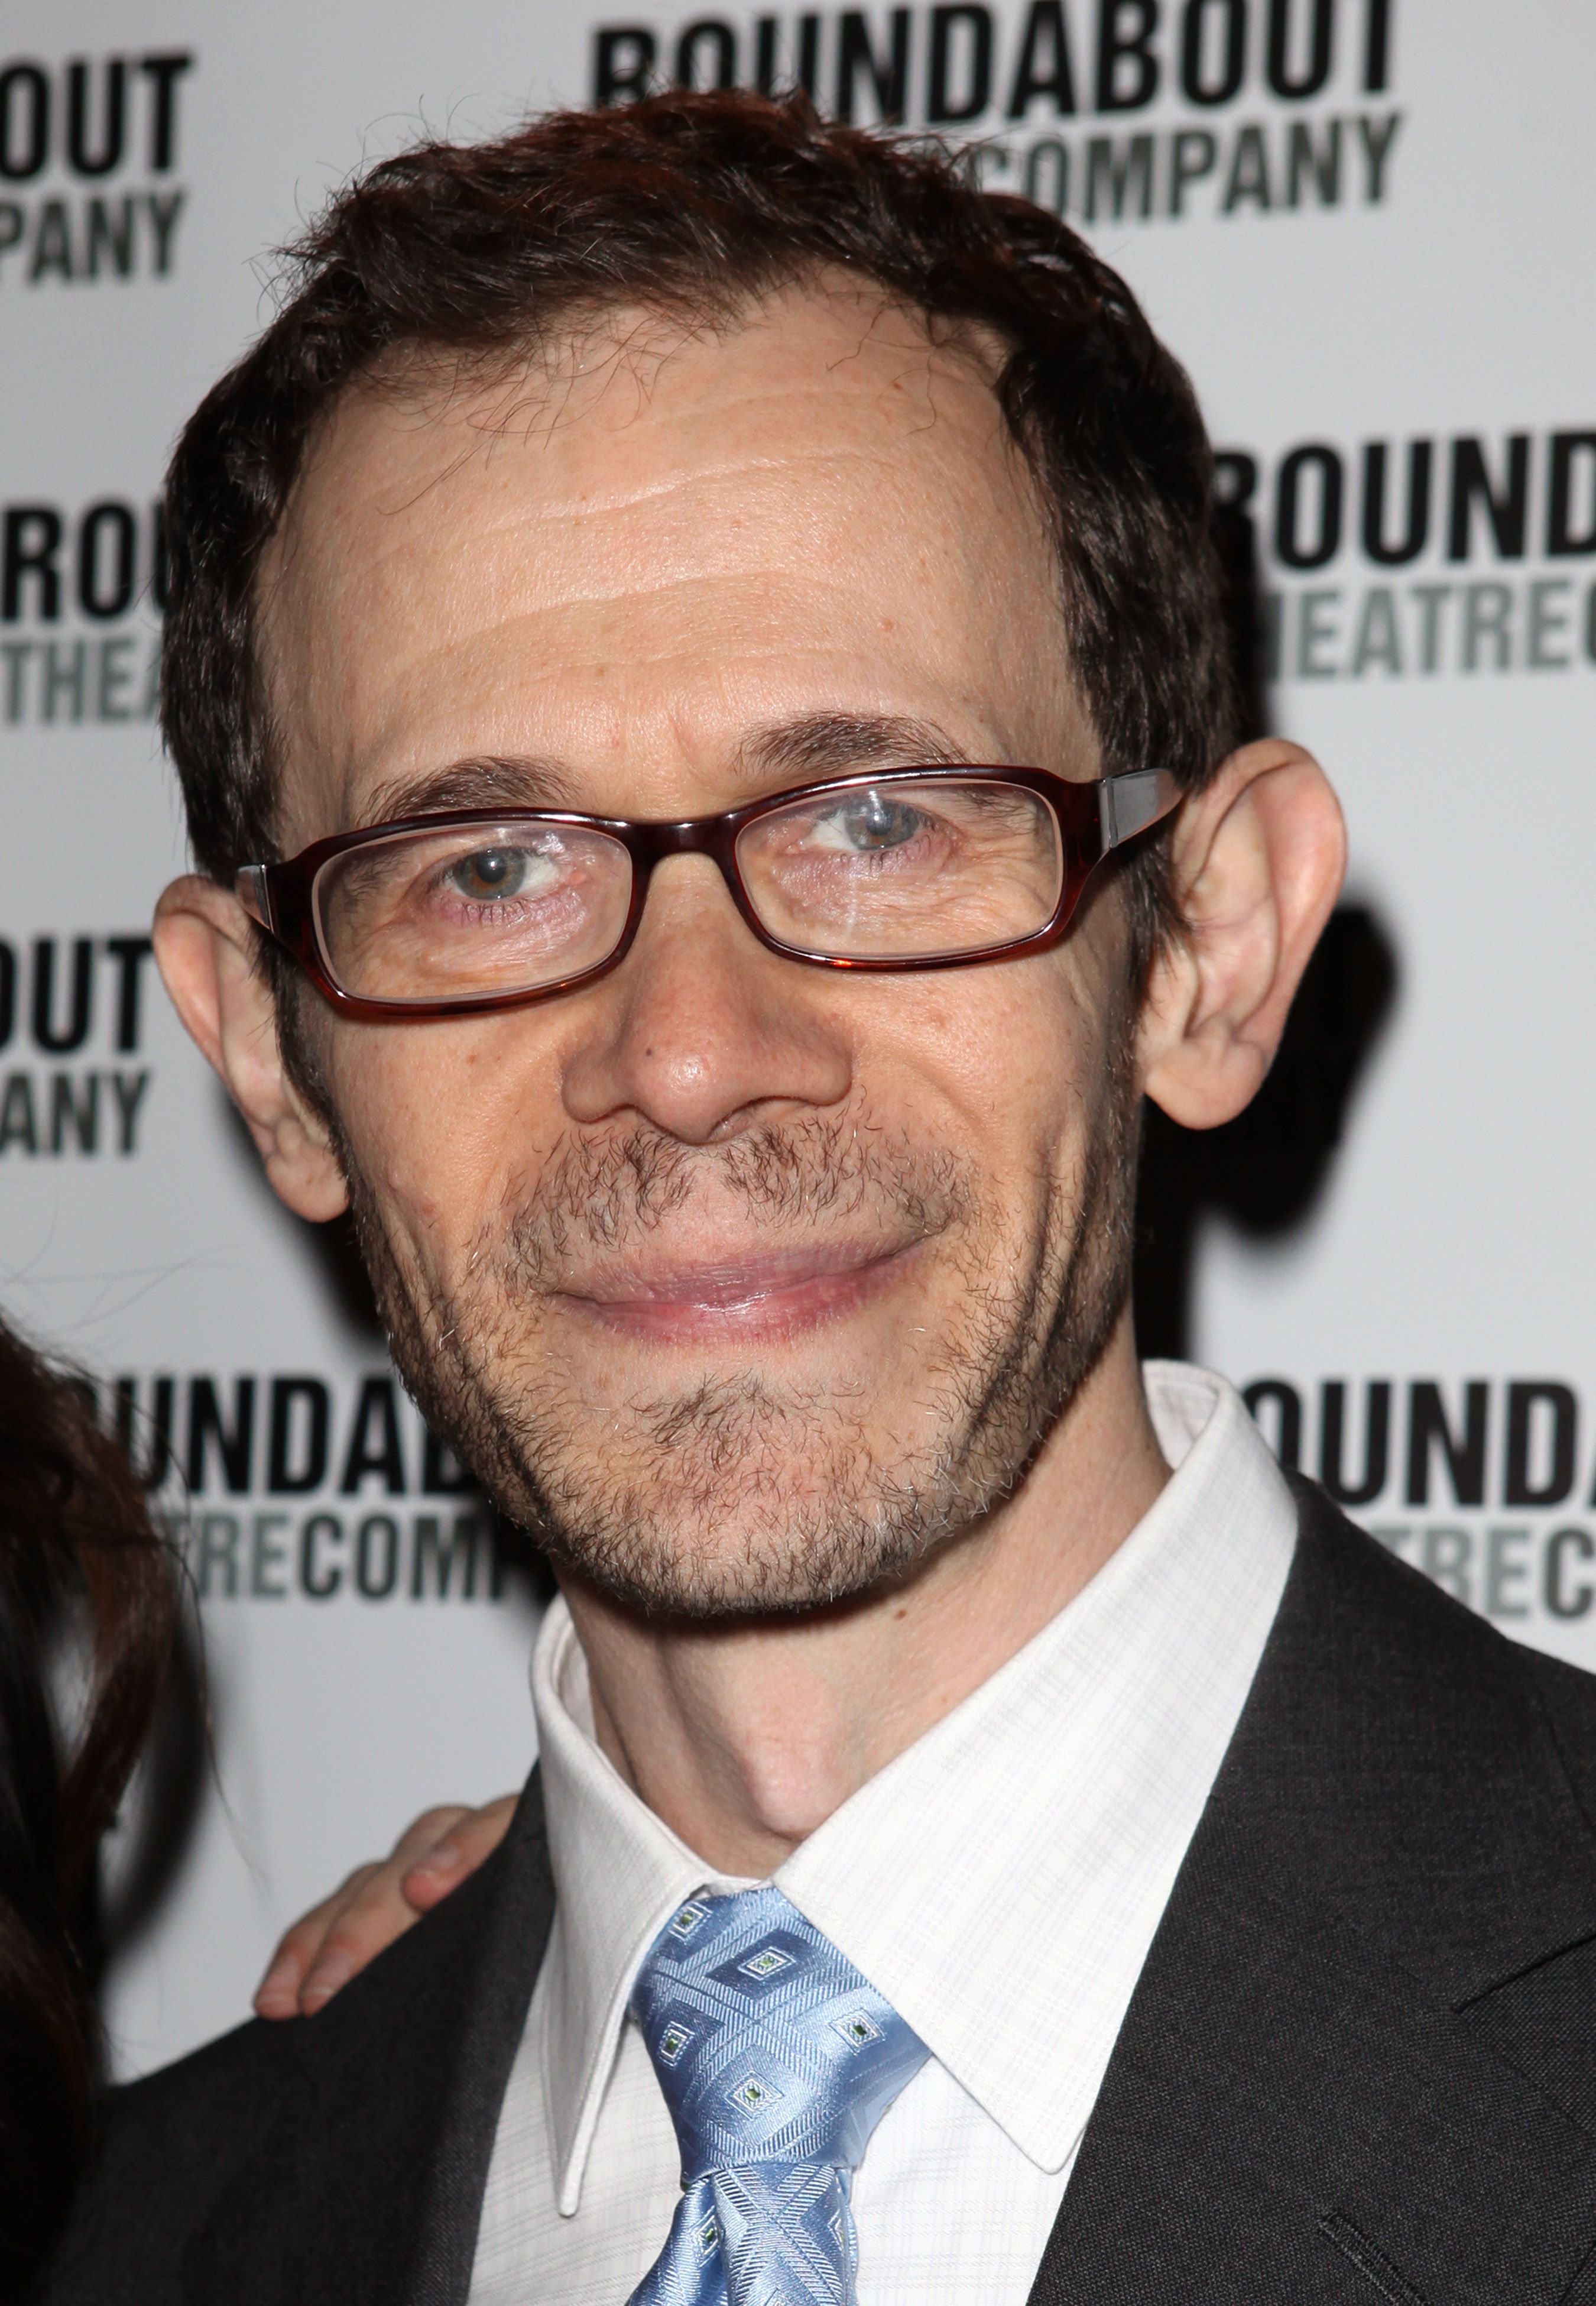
[236,866,273,929]
[1098,768,1180,854]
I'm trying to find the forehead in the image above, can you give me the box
[258,280,1085,841]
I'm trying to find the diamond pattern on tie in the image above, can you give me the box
[627,1885,928,2306]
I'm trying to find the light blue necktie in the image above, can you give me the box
[627,1885,929,2306]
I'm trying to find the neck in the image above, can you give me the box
[558,1310,1168,1877]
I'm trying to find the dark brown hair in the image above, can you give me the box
[161,87,1236,963]
[0,1317,177,2300]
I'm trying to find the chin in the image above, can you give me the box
[547,1512,938,1622]
[513,1410,961,1621]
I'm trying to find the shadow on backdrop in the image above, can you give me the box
[1133,471,1400,1362]
[1133,905,1399,1362]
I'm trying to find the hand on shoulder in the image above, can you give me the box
[254,1795,516,2018]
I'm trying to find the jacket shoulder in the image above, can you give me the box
[37,2019,301,2304]
[38,1774,553,2306]
[1274,1479,1596,1984]
[1292,1469,1596,1738]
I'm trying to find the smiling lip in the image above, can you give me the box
[556,1242,919,1344]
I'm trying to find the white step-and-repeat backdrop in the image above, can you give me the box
[2,0,1592,2077]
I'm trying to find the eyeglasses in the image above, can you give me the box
[236,765,1179,1021]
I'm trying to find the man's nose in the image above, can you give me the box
[559,858,854,1145]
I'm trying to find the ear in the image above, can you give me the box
[153,875,351,1222]
[1138,739,1347,1131]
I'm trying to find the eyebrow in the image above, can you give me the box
[356,712,973,830]
[359,755,582,825]
[735,712,973,783]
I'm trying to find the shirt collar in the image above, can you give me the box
[775,1361,1296,2171]
[531,1361,1296,2208]
[530,1613,751,2214]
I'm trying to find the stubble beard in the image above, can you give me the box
[338,1053,1141,1622]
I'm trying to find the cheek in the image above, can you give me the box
[320,1019,564,1258]
[870,949,1117,1181]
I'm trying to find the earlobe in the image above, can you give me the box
[153,875,351,1223]
[1138,740,1347,1132]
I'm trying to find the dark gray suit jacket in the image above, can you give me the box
[38,1482,1596,2304]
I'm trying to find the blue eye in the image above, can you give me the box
[815,793,928,853]
[447,847,528,901]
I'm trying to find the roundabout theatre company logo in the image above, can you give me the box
[0,48,192,287]
[590,0,1402,226]
[0,931,155,1161]
[104,1367,511,1611]
[1221,427,1596,684]
[1247,1376,1596,1634]
[1,492,164,728]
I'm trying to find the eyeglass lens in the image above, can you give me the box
[310,779,1065,1004]
[313,820,634,1002]
[733,778,1062,961]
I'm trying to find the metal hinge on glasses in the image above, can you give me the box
[1098,768,1179,854]
[238,864,272,929]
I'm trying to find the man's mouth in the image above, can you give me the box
[553,1241,921,1345]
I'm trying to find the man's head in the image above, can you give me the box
[154,92,1343,1617]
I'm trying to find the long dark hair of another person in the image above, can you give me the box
[0,1316,177,2299]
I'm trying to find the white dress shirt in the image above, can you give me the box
[468,1362,1298,2305]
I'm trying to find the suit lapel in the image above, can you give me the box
[184,1770,554,2306]
[1027,1486,1596,2306]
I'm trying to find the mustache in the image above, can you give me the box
[485,1109,974,1288]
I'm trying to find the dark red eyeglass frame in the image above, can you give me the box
[236,764,1179,1023]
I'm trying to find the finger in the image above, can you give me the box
[254,1866,381,2019]
[254,1805,478,2019]
[401,1793,518,1913]
[294,1857,435,2014]
[290,1805,489,2012]
[383,1803,474,1876]
[252,1799,517,2022]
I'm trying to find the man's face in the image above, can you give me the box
[261,281,1141,1615]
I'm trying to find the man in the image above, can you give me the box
[44,88,1596,2306]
